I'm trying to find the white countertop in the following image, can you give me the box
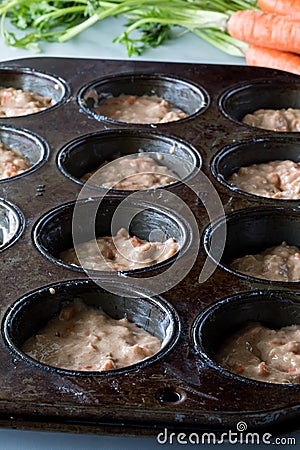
[0,14,296,450]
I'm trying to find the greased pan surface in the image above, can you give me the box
[0,57,299,436]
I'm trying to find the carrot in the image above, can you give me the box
[228,10,300,55]
[246,44,300,76]
[257,0,300,19]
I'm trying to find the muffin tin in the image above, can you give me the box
[0,57,300,437]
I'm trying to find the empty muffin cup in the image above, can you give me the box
[0,66,68,117]
[192,290,300,385]
[219,80,300,131]
[77,72,208,125]
[0,198,24,251]
[2,278,180,375]
[57,129,201,190]
[202,207,300,284]
[0,125,49,181]
[33,196,192,274]
[211,137,300,202]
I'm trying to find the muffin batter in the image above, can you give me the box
[230,241,300,282]
[0,141,31,179]
[0,87,52,117]
[22,298,162,371]
[228,159,300,200]
[242,108,300,132]
[216,322,300,384]
[60,227,179,271]
[82,154,178,190]
[93,94,187,123]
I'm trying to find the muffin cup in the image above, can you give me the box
[0,125,49,181]
[57,129,201,191]
[202,207,300,285]
[32,196,192,274]
[0,66,68,117]
[219,80,300,130]
[211,137,300,203]
[2,278,180,375]
[77,72,208,125]
[192,290,300,385]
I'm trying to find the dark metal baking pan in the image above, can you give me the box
[0,57,299,437]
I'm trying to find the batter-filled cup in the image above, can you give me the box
[57,129,201,191]
[203,207,300,284]
[0,67,68,117]
[32,197,192,274]
[0,125,49,181]
[2,279,180,375]
[192,290,300,385]
[219,80,300,132]
[77,72,208,125]
[211,137,300,202]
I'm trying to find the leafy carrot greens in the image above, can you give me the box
[0,0,258,56]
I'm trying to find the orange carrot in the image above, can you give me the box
[246,44,300,76]
[257,0,300,18]
[228,10,300,55]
